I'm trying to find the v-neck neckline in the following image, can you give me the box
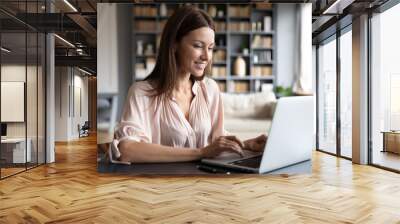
[171,81,199,130]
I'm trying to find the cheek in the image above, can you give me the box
[187,50,201,64]
[191,49,202,59]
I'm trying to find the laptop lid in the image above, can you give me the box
[201,96,314,174]
[258,96,314,173]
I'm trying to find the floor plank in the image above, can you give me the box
[1,133,400,223]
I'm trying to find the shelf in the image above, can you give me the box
[132,3,276,93]
[230,76,274,80]
[230,31,274,35]
[211,76,274,81]
[230,31,252,35]
[214,46,227,50]
[252,31,275,35]
[211,77,227,81]
[213,61,227,65]
[231,53,250,57]
[252,47,273,50]
[133,16,158,19]
[253,62,274,65]
[252,8,273,13]
[229,17,251,20]
[251,76,274,80]
[212,17,227,21]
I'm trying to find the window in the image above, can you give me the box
[316,23,353,159]
[317,36,337,155]
[339,28,352,158]
[0,2,47,179]
[370,2,400,171]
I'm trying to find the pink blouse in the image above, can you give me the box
[109,77,227,164]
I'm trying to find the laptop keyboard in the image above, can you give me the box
[229,156,262,168]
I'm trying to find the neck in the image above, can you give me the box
[174,71,192,93]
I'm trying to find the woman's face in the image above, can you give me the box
[175,27,215,78]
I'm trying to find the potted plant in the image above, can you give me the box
[274,86,292,98]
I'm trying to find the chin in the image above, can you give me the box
[191,70,205,77]
[190,71,205,80]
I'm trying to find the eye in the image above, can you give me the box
[193,44,202,48]
[208,47,214,51]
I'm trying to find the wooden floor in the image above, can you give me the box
[373,150,400,171]
[1,167,26,178]
[1,134,400,223]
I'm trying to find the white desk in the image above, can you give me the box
[1,138,31,163]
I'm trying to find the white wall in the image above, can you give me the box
[55,67,69,141]
[1,64,46,163]
[97,3,132,118]
[276,4,297,88]
[97,3,119,95]
[73,74,89,137]
[1,65,39,137]
[55,67,89,141]
[312,45,317,93]
[76,75,89,124]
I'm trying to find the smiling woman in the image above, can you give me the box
[109,5,267,165]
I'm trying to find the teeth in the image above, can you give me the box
[194,62,206,70]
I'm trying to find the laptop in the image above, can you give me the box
[201,96,314,174]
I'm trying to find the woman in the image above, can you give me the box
[110,5,267,164]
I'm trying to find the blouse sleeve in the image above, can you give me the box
[109,83,152,164]
[204,78,230,143]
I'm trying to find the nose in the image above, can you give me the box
[201,48,211,61]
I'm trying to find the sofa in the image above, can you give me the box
[221,90,277,140]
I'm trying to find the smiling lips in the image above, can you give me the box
[194,62,207,70]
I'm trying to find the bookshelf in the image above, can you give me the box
[132,3,276,93]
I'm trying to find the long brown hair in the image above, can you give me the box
[144,5,215,98]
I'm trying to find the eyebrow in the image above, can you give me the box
[192,40,215,46]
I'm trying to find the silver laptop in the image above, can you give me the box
[201,96,314,174]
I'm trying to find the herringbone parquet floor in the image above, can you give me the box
[1,134,400,223]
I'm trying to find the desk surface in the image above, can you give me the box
[1,137,28,143]
[97,143,312,175]
[381,131,400,134]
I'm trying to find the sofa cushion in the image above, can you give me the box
[225,118,272,133]
[222,91,277,119]
[224,118,272,140]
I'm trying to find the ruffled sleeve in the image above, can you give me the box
[109,82,152,164]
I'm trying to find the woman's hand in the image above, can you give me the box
[244,134,268,152]
[201,136,244,158]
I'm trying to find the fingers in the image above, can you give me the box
[253,135,267,145]
[224,135,244,148]
[225,145,244,157]
[243,134,268,152]
[218,137,244,157]
[226,143,244,157]
[253,142,266,152]
[256,134,268,142]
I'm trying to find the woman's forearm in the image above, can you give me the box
[118,140,203,163]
